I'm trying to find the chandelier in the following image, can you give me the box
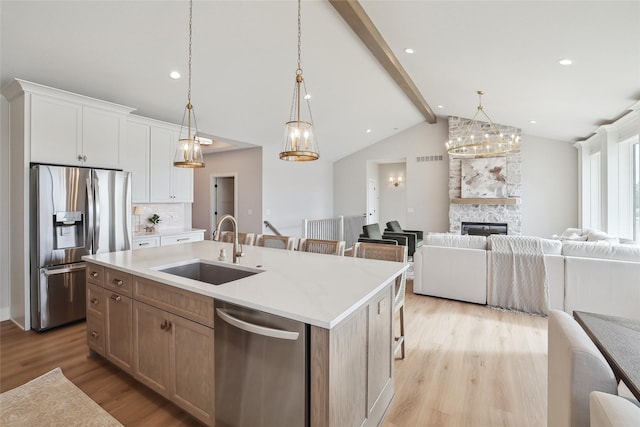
[174,0,204,168]
[279,0,320,162]
[446,91,520,157]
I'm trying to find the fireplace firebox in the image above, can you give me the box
[461,222,508,236]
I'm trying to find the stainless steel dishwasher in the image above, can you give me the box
[214,300,309,427]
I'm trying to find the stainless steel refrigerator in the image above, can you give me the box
[30,164,131,331]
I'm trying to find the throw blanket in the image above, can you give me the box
[488,235,549,315]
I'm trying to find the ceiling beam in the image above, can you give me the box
[329,0,437,124]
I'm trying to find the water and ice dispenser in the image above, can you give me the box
[53,211,85,249]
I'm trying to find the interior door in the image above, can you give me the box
[367,179,379,225]
[211,176,235,233]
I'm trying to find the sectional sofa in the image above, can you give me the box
[413,233,640,320]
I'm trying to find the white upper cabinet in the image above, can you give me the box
[81,106,123,168]
[3,79,133,169]
[30,95,82,165]
[149,125,194,203]
[122,119,150,203]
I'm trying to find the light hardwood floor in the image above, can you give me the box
[0,280,548,426]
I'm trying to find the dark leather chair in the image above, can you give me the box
[358,224,408,247]
[384,221,423,256]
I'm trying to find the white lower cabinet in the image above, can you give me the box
[160,232,204,246]
[132,231,203,250]
[132,236,161,250]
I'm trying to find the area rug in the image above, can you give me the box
[0,367,123,427]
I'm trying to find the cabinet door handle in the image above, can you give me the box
[77,154,84,161]
[90,298,99,305]
[176,238,190,242]
[83,155,88,162]
[90,271,99,278]
[90,331,100,338]
[110,294,121,302]
[112,279,124,287]
[160,320,172,331]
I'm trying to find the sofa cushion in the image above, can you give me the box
[540,238,563,255]
[563,241,640,262]
[425,233,487,250]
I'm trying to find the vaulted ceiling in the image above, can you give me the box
[2,1,638,161]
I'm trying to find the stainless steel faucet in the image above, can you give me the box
[213,214,243,264]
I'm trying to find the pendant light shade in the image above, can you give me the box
[280,0,319,162]
[174,0,204,168]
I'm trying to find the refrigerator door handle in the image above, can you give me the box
[42,263,87,276]
[86,177,95,252]
[93,176,101,253]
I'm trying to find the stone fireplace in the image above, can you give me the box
[447,116,522,235]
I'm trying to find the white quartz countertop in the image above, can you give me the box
[83,240,407,329]
[132,228,206,238]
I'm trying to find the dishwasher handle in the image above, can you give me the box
[216,308,300,341]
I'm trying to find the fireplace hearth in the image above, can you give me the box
[461,222,508,236]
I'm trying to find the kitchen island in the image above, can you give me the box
[83,240,407,427]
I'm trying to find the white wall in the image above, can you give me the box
[378,162,407,227]
[192,147,263,239]
[335,120,450,233]
[335,119,578,237]
[262,143,334,238]
[1,95,10,321]
[520,135,578,237]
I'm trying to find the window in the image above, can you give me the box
[588,151,601,230]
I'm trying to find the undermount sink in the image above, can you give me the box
[155,260,262,285]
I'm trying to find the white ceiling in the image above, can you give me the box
[2,1,639,161]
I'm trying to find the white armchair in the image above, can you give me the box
[590,391,640,427]
[548,310,618,427]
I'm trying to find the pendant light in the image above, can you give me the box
[279,0,320,161]
[174,0,204,168]
[445,91,520,157]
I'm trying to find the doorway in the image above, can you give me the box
[210,174,237,236]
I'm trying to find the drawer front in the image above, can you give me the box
[87,283,105,317]
[160,232,204,246]
[132,236,160,250]
[87,314,106,356]
[87,264,105,286]
[133,276,214,328]
[104,267,133,297]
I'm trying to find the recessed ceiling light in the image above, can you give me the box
[304,94,311,100]
[559,59,573,66]
[436,105,444,109]
[529,120,537,124]
[404,48,414,54]
[170,71,181,79]
[366,129,372,133]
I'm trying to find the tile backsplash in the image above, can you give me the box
[132,203,192,232]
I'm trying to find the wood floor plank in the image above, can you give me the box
[1,279,547,426]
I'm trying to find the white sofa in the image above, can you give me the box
[563,241,640,320]
[413,234,488,304]
[413,234,640,319]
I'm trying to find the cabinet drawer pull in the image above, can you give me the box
[110,294,121,302]
[139,242,150,246]
[90,298,99,305]
[90,330,100,338]
[90,271,99,278]
[176,238,190,242]
[112,279,124,287]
